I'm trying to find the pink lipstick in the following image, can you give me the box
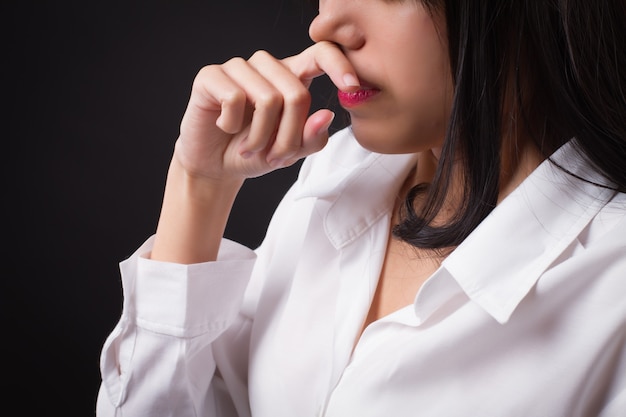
[337,88,380,108]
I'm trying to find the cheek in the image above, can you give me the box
[349,58,453,155]
[404,74,453,134]
[365,68,451,153]
[351,14,453,154]
[396,39,453,147]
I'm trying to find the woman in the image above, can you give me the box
[97,0,626,416]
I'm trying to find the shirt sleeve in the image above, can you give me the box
[96,236,257,417]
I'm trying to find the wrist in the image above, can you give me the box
[171,156,244,206]
[151,157,244,264]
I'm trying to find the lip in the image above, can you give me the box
[337,87,381,108]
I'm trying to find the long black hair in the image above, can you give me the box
[393,0,626,250]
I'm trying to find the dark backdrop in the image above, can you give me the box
[5,1,345,414]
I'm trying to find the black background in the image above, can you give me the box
[6,1,346,414]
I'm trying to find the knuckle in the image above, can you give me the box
[256,90,283,109]
[284,88,311,108]
[249,49,271,62]
[225,56,247,67]
[191,65,223,97]
[222,88,246,106]
[195,64,219,82]
[220,57,247,74]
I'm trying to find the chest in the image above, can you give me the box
[246,209,619,417]
[360,236,443,334]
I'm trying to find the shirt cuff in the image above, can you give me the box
[120,237,256,338]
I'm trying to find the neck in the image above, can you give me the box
[397,134,544,225]
[498,131,545,203]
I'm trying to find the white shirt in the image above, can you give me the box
[97,127,626,417]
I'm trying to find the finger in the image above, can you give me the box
[248,50,312,163]
[282,41,360,91]
[269,109,336,169]
[302,109,335,155]
[189,64,247,135]
[221,57,285,154]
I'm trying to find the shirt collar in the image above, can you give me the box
[293,127,417,249]
[437,141,616,324]
[294,130,615,324]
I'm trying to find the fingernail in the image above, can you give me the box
[317,112,335,136]
[342,73,360,88]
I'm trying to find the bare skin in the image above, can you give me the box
[361,139,544,334]
[151,43,360,264]
[151,0,545,348]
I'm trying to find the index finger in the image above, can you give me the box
[281,41,360,92]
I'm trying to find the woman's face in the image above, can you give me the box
[309,0,453,154]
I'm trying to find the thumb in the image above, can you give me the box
[265,109,335,170]
[300,109,336,156]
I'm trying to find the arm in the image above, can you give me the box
[97,42,359,416]
[151,43,360,264]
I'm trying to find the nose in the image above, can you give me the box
[308,1,364,50]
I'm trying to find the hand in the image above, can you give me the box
[174,41,359,183]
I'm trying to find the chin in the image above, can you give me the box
[351,118,445,155]
[350,124,436,155]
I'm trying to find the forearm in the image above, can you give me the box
[151,155,244,264]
